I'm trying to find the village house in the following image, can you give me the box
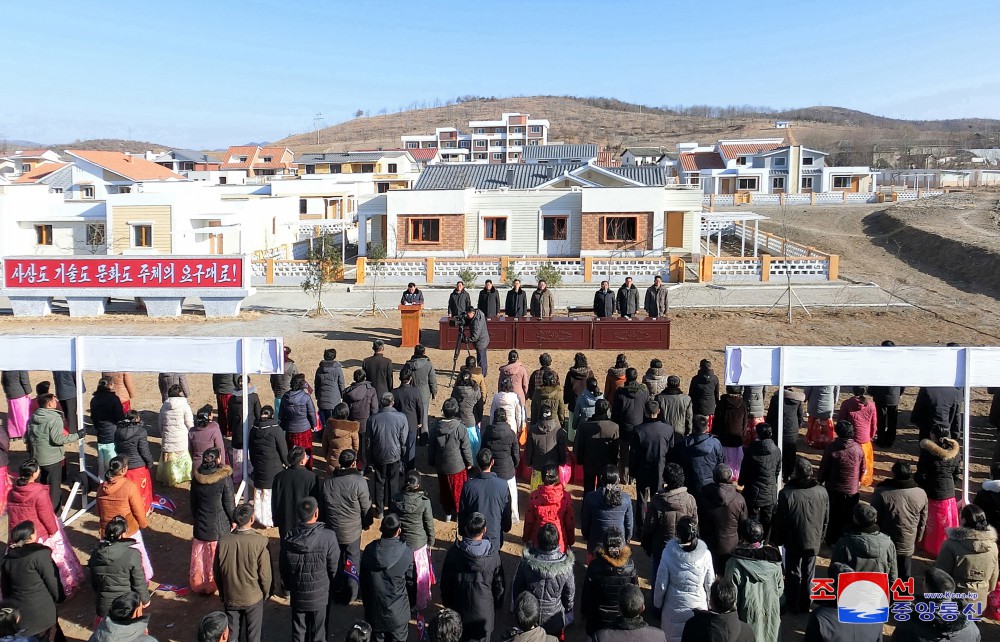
[620,146,676,167]
[62,150,186,200]
[218,145,296,179]
[401,112,550,163]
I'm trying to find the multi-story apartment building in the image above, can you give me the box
[401,112,549,164]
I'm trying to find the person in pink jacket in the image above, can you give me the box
[839,387,878,487]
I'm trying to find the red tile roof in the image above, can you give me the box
[407,148,439,162]
[679,152,726,172]
[219,145,294,170]
[596,151,621,167]
[15,162,69,183]
[13,149,52,158]
[717,142,783,160]
[66,150,184,181]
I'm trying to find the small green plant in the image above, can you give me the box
[457,267,479,288]
[301,234,343,314]
[504,267,523,288]
[535,262,563,287]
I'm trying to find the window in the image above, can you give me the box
[425,142,437,148]
[543,216,568,240]
[774,157,787,167]
[476,128,485,134]
[604,216,637,242]
[361,164,375,173]
[530,126,541,133]
[86,223,105,246]
[736,156,748,166]
[117,186,132,194]
[406,141,419,149]
[459,140,470,148]
[492,153,502,160]
[474,140,486,149]
[529,139,539,145]
[802,157,814,166]
[688,175,700,186]
[82,185,96,199]
[132,224,153,248]
[261,156,272,163]
[833,176,853,189]
[475,153,487,160]
[483,217,507,240]
[387,163,398,173]
[304,165,315,175]
[330,164,342,174]
[52,187,64,194]
[35,225,53,246]
[182,162,194,171]
[238,156,248,162]
[377,182,389,193]
[444,142,456,148]
[409,218,440,243]
[737,177,759,191]
[299,199,308,214]
[772,177,785,190]
[495,128,503,134]
[801,177,813,190]
[219,176,227,185]
[513,127,523,133]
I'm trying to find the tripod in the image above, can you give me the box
[449,322,474,388]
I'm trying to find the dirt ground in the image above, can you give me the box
[3,193,1000,642]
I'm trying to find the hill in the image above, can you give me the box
[277,96,1000,164]
[51,139,172,154]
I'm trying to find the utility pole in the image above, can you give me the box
[314,112,324,145]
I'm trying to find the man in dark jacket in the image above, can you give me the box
[314,348,346,428]
[575,399,620,495]
[213,373,240,436]
[656,375,693,441]
[360,513,416,642]
[819,420,865,545]
[642,463,697,569]
[449,281,472,317]
[804,562,884,642]
[594,584,667,642]
[215,503,271,642]
[505,279,527,318]
[615,277,640,319]
[90,378,125,471]
[507,593,559,642]
[831,503,898,586]
[459,448,513,550]
[478,280,501,318]
[393,367,425,471]
[363,340,394,400]
[593,281,616,318]
[279,497,340,642]
[765,387,806,480]
[344,370,379,428]
[697,463,748,571]
[510,524,575,637]
[611,368,648,484]
[400,282,424,306]
[738,423,781,539]
[872,461,927,580]
[271,448,319,541]
[682,415,724,494]
[911,385,960,441]
[681,579,753,642]
[366,393,408,516]
[53,370,82,433]
[643,275,668,319]
[465,306,491,376]
[630,400,673,525]
[771,457,830,614]
[319,449,373,604]
[270,346,300,414]
[441,512,506,642]
[687,359,719,421]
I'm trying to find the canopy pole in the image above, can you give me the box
[75,336,86,481]
[776,347,785,491]
[753,220,759,257]
[963,348,972,504]
[241,337,250,502]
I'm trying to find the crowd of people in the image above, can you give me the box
[0,342,998,642]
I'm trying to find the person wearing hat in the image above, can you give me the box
[363,340,394,400]
[360,513,416,642]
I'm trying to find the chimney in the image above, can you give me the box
[506,168,515,186]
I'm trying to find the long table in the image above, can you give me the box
[437,316,670,350]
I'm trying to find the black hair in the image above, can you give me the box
[105,455,129,482]
[852,386,868,401]
[324,348,337,361]
[542,465,559,486]
[881,340,896,347]
[290,373,306,391]
[104,515,128,542]
[381,512,402,537]
[476,447,494,471]
[710,579,738,613]
[586,376,599,393]
[603,526,624,559]
[756,422,773,440]
[195,405,213,427]
[835,419,856,440]
[625,367,638,382]
[542,370,557,387]
[399,366,413,382]
[167,384,184,398]
[464,511,487,538]
[37,392,56,408]
[594,398,611,417]
[699,359,712,371]
[428,609,462,642]
[614,353,629,369]
[499,377,513,392]
[676,515,698,545]
[650,358,662,369]
[10,521,34,546]
[108,591,141,622]
[891,461,912,480]
[16,460,39,487]
[667,374,681,388]
[738,518,765,544]
[346,621,374,642]
[853,502,878,528]
[645,399,660,416]
[405,469,421,492]
[339,449,357,469]
[289,446,307,467]
[931,424,951,444]
[198,611,230,642]
[664,463,685,490]
[618,584,644,619]
[353,369,366,383]
[0,601,20,637]
[296,497,318,523]
[693,414,709,434]
[514,593,541,630]
[97,377,112,391]
[35,381,51,396]
[200,447,221,470]
[372,339,385,352]
[442,397,460,419]
[924,568,958,596]
[792,456,813,481]
[493,407,508,424]
[508,350,519,363]
[333,402,350,420]
[573,353,588,368]
[537,523,560,552]
[465,355,477,369]
[726,385,743,395]
[234,503,255,527]
[962,504,990,531]
[125,409,142,425]
[602,465,622,507]
[539,353,552,367]
[414,344,426,357]
[458,369,473,387]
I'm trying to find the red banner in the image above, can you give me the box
[2,257,244,289]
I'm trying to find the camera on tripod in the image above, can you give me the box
[448,314,467,328]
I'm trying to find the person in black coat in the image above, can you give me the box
[360,513,416,642]
[314,348,347,427]
[765,387,806,481]
[0,521,64,641]
[611,369,648,484]
[688,359,720,420]
[189,448,236,594]
[575,399,621,495]
[393,367,425,472]
[505,280,528,318]
[478,281,502,318]
[228,377,262,454]
[400,282,424,306]
[52,371,82,433]
[460,448,513,550]
[88,516,150,619]
[582,527,639,636]
[449,282,473,318]
[113,414,155,476]
[271,447,320,540]
[480,409,520,487]
[250,406,288,528]
[363,340,395,400]
[441,512,505,642]
[738,423,782,539]
[911,386,960,441]
[593,585,667,642]
[630,400,674,525]
[593,281,616,318]
[681,579,754,642]
[280,497,341,642]
[90,377,125,476]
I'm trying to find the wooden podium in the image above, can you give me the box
[399,304,422,347]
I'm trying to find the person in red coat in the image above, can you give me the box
[838,387,878,487]
[522,466,575,553]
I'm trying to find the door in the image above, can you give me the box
[719,178,734,194]
[851,177,860,193]
[541,215,571,256]
[665,211,684,249]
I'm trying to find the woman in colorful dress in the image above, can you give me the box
[96,455,153,580]
[389,470,436,611]
[8,460,86,598]
[249,405,287,528]
[916,425,962,556]
[189,406,227,477]
[114,412,155,514]
[157,384,194,486]
[1,371,30,441]
[189,448,235,594]
[839,386,878,487]
[278,374,317,467]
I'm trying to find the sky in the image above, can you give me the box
[4,0,1000,149]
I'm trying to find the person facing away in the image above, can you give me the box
[481,407,521,523]
[87,591,157,642]
[314,348,347,427]
[738,422,782,539]
[344,369,379,428]
[406,344,438,443]
[680,579,754,642]
[803,562,884,642]
[214,504,271,642]
[198,611,231,642]
[505,279,528,318]
[564,352,594,413]
[90,377,124,477]
[490,377,525,438]
[724,518,783,642]
[616,277,640,319]
[0,520,64,641]
[766,386,806,480]
[459,448,513,550]
[890,568,981,642]
[441,512,505,642]
[936,503,999,617]
[270,346,300,412]
[503,593,558,642]
[511,523,575,638]
[499,349,530,408]
[630,400,675,514]
[530,366,565,425]
[189,448,236,595]
[393,366,425,471]
[322,403,357,472]
[582,466,634,553]
[279,497,340,642]
[656,375,693,441]
[271,447,320,541]
[429,398,474,522]
[696,463,749,572]
[915,424,962,557]
[831,502,898,587]
[318,449,373,604]
[593,280,616,318]
[365,392,409,516]
[572,376,604,429]
[26,392,81,511]
[653,516,714,642]
[525,403,568,482]
[389,470,435,611]
[363,340,395,400]
[478,279,502,318]
[449,280,472,318]
[522,466,575,553]
[681,415,724,495]
[641,463,698,570]
[604,353,629,402]
[872,461,928,581]
[819,420,866,546]
[88,516,150,622]
[642,359,669,397]
[687,359,720,419]
[574,398,620,496]
[583,527,639,637]
[428,609,463,642]
[360,513,416,642]
[611,368,649,484]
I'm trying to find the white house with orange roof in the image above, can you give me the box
[219,146,296,179]
[0,149,63,183]
[62,150,186,200]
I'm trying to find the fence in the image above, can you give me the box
[701,255,838,283]
[701,188,944,210]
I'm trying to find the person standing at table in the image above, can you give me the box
[530,280,556,318]
[593,281,616,318]
[505,279,528,318]
[478,280,501,318]
[616,277,640,319]
[644,275,669,319]
[2,370,31,440]
[448,281,471,318]
[401,282,424,305]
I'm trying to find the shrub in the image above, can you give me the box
[535,262,563,287]
[457,267,479,289]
